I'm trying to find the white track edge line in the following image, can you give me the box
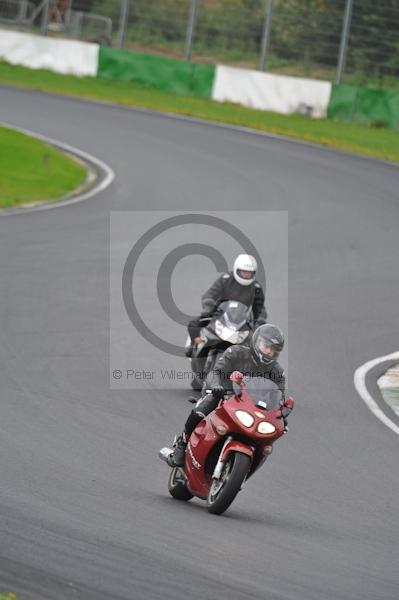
[0,122,115,216]
[354,351,399,436]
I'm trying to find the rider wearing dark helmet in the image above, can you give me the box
[169,324,286,467]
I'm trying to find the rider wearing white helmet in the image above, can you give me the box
[186,254,267,356]
[232,254,258,286]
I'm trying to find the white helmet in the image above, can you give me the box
[233,254,257,286]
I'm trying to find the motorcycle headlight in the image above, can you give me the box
[215,322,236,342]
[221,327,237,342]
[257,421,276,434]
[235,410,254,428]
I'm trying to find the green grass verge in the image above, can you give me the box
[1,61,399,164]
[0,124,87,209]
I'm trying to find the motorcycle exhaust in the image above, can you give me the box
[159,447,174,463]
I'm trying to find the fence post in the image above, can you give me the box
[118,0,130,49]
[40,0,50,35]
[336,0,354,84]
[18,0,28,23]
[259,0,274,70]
[185,0,199,61]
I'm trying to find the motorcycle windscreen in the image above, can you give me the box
[218,300,252,330]
[243,376,282,410]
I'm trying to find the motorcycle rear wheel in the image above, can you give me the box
[207,452,250,515]
[168,467,193,501]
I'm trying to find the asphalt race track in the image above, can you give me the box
[1,86,398,600]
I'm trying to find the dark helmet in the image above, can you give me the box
[251,324,284,365]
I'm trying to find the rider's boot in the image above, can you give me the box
[168,432,188,467]
[165,408,205,467]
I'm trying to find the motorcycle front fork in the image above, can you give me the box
[212,437,255,491]
[212,436,233,480]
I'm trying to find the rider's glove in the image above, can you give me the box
[211,385,225,399]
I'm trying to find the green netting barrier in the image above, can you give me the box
[98,47,215,98]
[328,84,399,129]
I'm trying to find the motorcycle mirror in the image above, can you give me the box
[230,371,244,384]
[284,397,294,410]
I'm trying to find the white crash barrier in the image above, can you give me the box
[212,65,332,118]
[0,29,99,77]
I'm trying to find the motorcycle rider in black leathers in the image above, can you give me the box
[169,324,287,467]
[186,254,267,356]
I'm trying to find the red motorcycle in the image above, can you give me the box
[159,372,294,515]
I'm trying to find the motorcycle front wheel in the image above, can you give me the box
[206,452,250,515]
[168,467,193,501]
